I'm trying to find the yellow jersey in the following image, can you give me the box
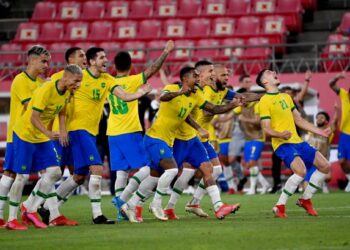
[14,80,70,143]
[339,88,350,135]
[147,84,207,146]
[7,72,44,143]
[68,69,118,136]
[259,92,302,150]
[107,73,146,136]
[50,70,65,132]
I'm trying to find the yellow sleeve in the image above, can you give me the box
[259,96,271,120]
[32,86,49,112]
[284,94,296,111]
[162,84,180,93]
[106,74,120,92]
[233,106,241,115]
[129,73,146,91]
[196,90,207,109]
[254,102,260,115]
[339,88,347,99]
[12,77,33,104]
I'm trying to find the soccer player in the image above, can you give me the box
[121,66,243,222]
[329,73,350,192]
[50,47,151,224]
[0,45,49,227]
[109,41,174,221]
[6,64,82,230]
[256,69,331,218]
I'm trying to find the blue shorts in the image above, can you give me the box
[108,132,148,171]
[144,135,173,174]
[69,130,102,176]
[173,137,209,169]
[244,140,264,162]
[305,166,316,182]
[53,140,73,167]
[275,142,316,170]
[219,142,229,156]
[3,143,14,171]
[202,141,218,160]
[338,132,350,160]
[12,133,59,174]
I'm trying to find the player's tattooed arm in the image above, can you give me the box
[112,84,152,101]
[329,72,345,94]
[31,110,60,140]
[260,119,291,140]
[331,103,339,133]
[202,97,243,114]
[58,107,68,147]
[160,88,192,102]
[143,40,175,80]
[235,92,263,102]
[185,115,209,139]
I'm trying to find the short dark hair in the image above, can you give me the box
[65,47,82,64]
[281,86,294,93]
[317,111,330,122]
[256,69,268,88]
[114,51,132,72]
[86,47,104,65]
[195,60,213,69]
[180,66,195,81]
[239,74,250,83]
[27,45,50,57]
[236,87,247,93]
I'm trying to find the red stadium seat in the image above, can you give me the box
[186,18,211,38]
[123,41,146,63]
[193,39,220,61]
[220,38,245,59]
[242,37,271,74]
[202,0,226,16]
[177,0,201,17]
[0,43,22,66]
[130,1,153,19]
[263,15,287,45]
[57,1,81,20]
[81,1,105,20]
[49,42,72,65]
[252,0,276,14]
[113,20,137,40]
[212,17,235,37]
[105,1,129,19]
[147,40,167,60]
[89,21,113,41]
[301,0,317,10]
[235,16,261,37]
[227,0,251,16]
[339,12,350,34]
[64,21,89,41]
[171,40,195,61]
[14,22,40,42]
[23,43,48,51]
[138,20,162,40]
[163,19,186,39]
[39,22,65,42]
[321,34,350,72]
[31,2,56,21]
[276,0,303,32]
[0,122,7,141]
[74,42,97,50]
[155,0,177,17]
[99,41,122,52]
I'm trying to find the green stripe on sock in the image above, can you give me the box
[250,174,258,177]
[36,190,48,199]
[131,176,141,185]
[31,190,36,196]
[173,188,183,195]
[0,196,8,201]
[309,182,321,190]
[214,201,222,206]
[136,191,146,200]
[199,183,206,189]
[9,201,20,207]
[283,189,293,196]
[90,199,101,203]
[46,193,57,198]
[156,190,167,196]
[115,188,125,193]
[57,195,67,202]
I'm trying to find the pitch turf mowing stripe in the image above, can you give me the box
[9,200,20,207]
[309,182,321,190]
[90,199,101,203]
[0,196,7,201]
[283,189,293,196]
[131,176,141,184]
[173,188,183,195]
[156,190,167,196]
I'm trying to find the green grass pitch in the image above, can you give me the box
[1,192,349,250]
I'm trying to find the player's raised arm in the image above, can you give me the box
[202,97,243,114]
[294,70,311,103]
[112,84,152,102]
[143,40,175,80]
[236,92,263,102]
[185,115,209,139]
[329,72,345,94]
[160,88,192,102]
[330,102,339,132]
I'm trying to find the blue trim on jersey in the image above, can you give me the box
[224,89,235,101]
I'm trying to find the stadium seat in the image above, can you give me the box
[171,39,195,61]
[163,19,186,39]
[57,1,81,20]
[276,0,303,32]
[339,12,350,34]
[0,43,22,66]
[74,42,97,50]
[14,22,40,42]
[105,1,129,19]
[202,0,226,16]
[227,0,251,16]
[23,43,47,52]
[64,21,89,41]
[81,1,105,20]
[138,20,162,40]
[220,38,245,59]
[242,37,271,74]
[321,34,350,72]
[123,41,146,63]
[193,39,220,61]
[263,15,287,46]
[89,21,113,42]
[235,16,261,37]
[147,40,168,60]
[113,20,137,40]
[186,18,211,38]
[0,122,7,141]
[31,2,56,21]
[99,41,122,52]
[155,0,177,17]
[49,42,72,65]
[39,22,65,42]
[177,0,201,17]
[301,0,317,10]
[212,17,235,37]
[252,0,276,14]
[130,1,153,19]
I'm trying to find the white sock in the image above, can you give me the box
[153,168,178,207]
[206,185,223,211]
[257,172,270,187]
[45,186,60,221]
[302,170,327,200]
[212,165,223,181]
[128,176,158,209]
[0,175,14,219]
[120,166,150,202]
[55,176,79,207]
[167,168,195,209]
[23,179,41,210]
[223,166,236,190]
[277,174,304,205]
[346,174,350,181]
[8,174,29,221]
[114,171,128,197]
[89,175,103,219]
[249,166,259,192]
